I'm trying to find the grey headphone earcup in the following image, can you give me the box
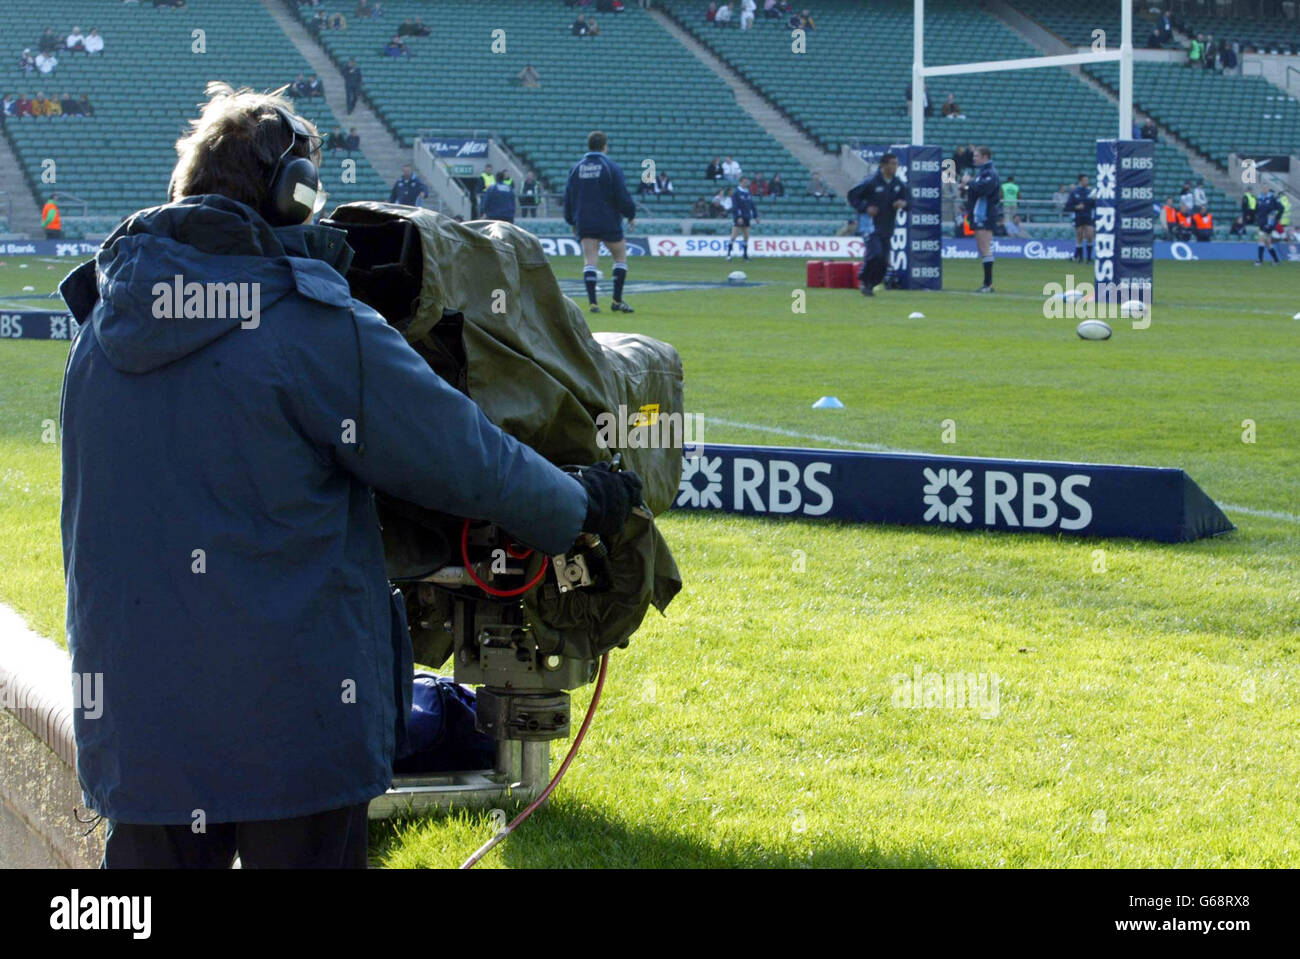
[266,156,319,226]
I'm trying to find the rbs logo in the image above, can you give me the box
[732,458,833,515]
[982,471,1093,530]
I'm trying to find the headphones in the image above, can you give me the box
[263,106,323,226]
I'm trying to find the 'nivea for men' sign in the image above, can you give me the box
[422,137,489,158]
[673,444,1233,543]
[1095,139,1154,299]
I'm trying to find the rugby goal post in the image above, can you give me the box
[909,0,1135,146]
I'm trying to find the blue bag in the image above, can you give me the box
[392,672,498,774]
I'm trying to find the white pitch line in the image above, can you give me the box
[702,416,1299,524]
[1219,504,1300,523]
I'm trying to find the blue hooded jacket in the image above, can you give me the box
[58,195,589,824]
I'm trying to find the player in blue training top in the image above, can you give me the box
[563,130,639,313]
[1255,185,1282,265]
[726,176,759,260]
[962,145,1001,293]
[846,151,908,296]
[1065,173,1097,263]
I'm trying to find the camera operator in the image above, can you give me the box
[57,83,642,869]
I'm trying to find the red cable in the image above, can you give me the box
[459,652,609,869]
[460,519,548,597]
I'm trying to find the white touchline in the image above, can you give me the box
[701,417,1300,525]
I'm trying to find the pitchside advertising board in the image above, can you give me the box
[1095,139,1155,302]
[673,444,1234,543]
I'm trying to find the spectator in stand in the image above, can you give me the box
[1140,118,1158,141]
[390,164,428,206]
[905,82,931,118]
[1203,35,1218,70]
[356,0,374,18]
[941,93,966,119]
[383,36,411,57]
[84,27,105,55]
[808,173,828,197]
[1007,214,1032,238]
[519,171,542,218]
[793,9,815,29]
[38,28,59,55]
[480,171,517,223]
[705,2,718,23]
[705,156,723,179]
[1192,205,1214,241]
[1225,41,1240,73]
[327,127,346,152]
[751,174,768,196]
[637,175,655,196]
[572,14,590,35]
[19,50,36,75]
[344,128,360,152]
[66,27,87,54]
[60,92,79,116]
[515,63,541,88]
[2,95,18,119]
[1001,175,1019,217]
[654,172,674,195]
[768,171,785,196]
[1193,180,1208,209]
[290,74,310,98]
[343,58,362,113]
[1051,183,1069,211]
[78,93,94,117]
[31,92,54,116]
[1187,34,1203,68]
[740,0,756,30]
[306,74,325,98]
[1179,182,1195,215]
[587,16,601,35]
[35,50,58,75]
[722,155,742,181]
[715,3,733,27]
[709,188,728,217]
[325,12,347,30]
[16,94,34,117]
[46,92,63,117]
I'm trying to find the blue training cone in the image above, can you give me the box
[812,396,845,409]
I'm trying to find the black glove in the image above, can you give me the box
[574,462,643,545]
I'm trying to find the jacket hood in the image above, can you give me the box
[59,195,354,373]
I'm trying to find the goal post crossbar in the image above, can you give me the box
[910,0,1134,144]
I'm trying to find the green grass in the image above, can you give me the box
[2,252,1298,866]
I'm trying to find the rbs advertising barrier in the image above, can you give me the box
[674,444,1234,543]
[1095,139,1155,302]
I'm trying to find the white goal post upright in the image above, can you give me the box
[910,0,1135,146]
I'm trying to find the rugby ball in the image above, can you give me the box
[1119,299,1148,319]
[1076,319,1112,340]
[727,270,747,284]
[908,311,925,319]
[1293,312,1300,320]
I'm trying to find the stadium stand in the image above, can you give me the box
[0,0,387,237]
[1008,1,1139,48]
[1169,12,1300,54]
[659,0,1230,230]
[1087,61,1300,171]
[289,0,833,228]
